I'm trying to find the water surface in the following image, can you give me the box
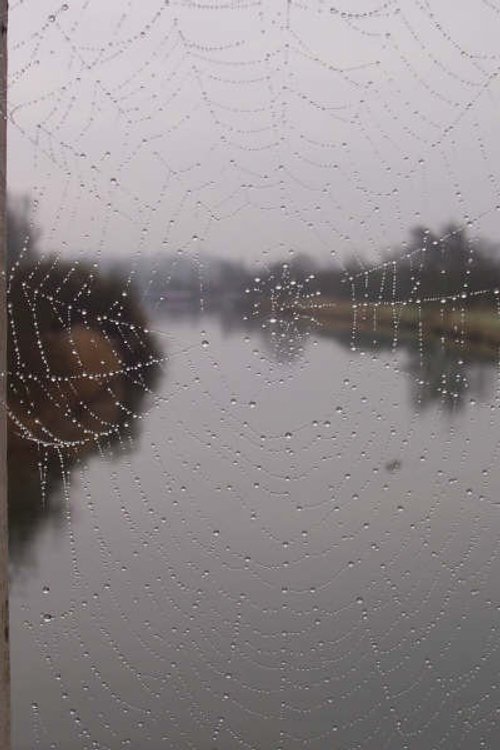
[10,313,500,750]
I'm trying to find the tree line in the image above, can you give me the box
[7,194,500,308]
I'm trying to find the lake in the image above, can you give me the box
[9,310,500,750]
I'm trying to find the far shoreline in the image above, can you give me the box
[281,299,500,359]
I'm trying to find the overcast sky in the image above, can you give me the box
[7,0,500,268]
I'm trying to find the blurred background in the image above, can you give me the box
[7,2,500,749]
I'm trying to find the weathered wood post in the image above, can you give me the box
[0,1,8,749]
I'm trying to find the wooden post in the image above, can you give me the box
[0,1,8,749]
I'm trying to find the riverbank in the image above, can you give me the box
[7,259,162,465]
[290,299,500,358]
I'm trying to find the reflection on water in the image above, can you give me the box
[222,301,498,410]
[8,407,150,572]
[9,297,498,569]
[402,343,495,411]
[310,319,497,412]
[10,306,500,750]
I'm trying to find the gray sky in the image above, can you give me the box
[8,0,500,268]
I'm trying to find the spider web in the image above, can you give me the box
[7,1,500,749]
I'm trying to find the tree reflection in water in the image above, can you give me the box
[8,383,159,572]
[226,304,497,411]
[402,342,495,411]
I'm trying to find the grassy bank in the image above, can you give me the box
[290,299,500,358]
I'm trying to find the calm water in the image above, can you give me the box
[10,312,500,750]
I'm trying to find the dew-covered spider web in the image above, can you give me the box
[7,2,500,749]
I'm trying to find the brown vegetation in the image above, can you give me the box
[292,299,500,357]
[8,325,127,465]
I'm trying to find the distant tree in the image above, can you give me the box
[287,253,316,278]
[6,193,40,266]
[408,225,435,252]
[345,222,500,304]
